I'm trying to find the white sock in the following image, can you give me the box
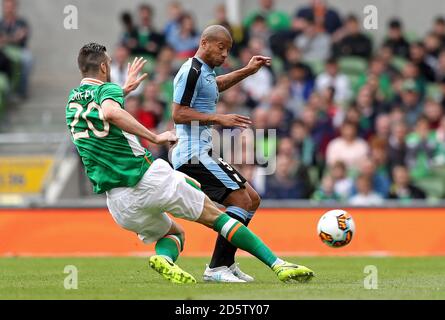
[160,255,173,263]
[271,258,285,268]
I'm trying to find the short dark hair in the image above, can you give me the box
[346,14,359,23]
[77,42,107,76]
[139,4,152,14]
[389,18,402,29]
[435,16,445,25]
[326,57,338,65]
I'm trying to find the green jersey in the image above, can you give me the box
[65,78,153,193]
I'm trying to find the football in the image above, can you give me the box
[317,209,355,248]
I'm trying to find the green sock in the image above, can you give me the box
[213,214,278,267]
[155,234,183,263]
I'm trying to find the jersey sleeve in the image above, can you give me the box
[96,82,125,108]
[173,59,202,107]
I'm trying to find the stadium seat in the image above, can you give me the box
[390,56,409,72]
[0,72,9,118]
[404,31,419,43]
[425,83,443,101]
[338,56,368,76]
[413,173,445,199]
[271,57,284,75]
[303,59,324,76]
[3,45,22,91]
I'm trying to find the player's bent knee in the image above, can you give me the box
[250,191,261,211]
[225,189,252,210]
[196,196,222,228]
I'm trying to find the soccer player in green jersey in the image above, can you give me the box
[66,42,314,284]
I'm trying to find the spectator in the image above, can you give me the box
[435,50,445,82]
[349,174,384,205]
[0,31,12,80]
[252,107,277,163]
[383,18,410,58]
[239,46,273,105]
[166,13,200,59]
[267,105,289,138]
[387,121,408,170]
[244,0,291,32]
[424,33,441,74]
[131,4,165,57]
[282,44,314,78]
[295,0,342,35]
[294,14,331,62]
[124,95,141,119]
[388,165,426,200]
[433,114,445,166]
[371,142,391,179]
[354,86,380,139]
[312,174,340,201]
[0,0,32,98]
[110,45,144,96]
[164,1,183,39]
[289,119,315,166]
[264,154,311,199]
[355,56,393,102]
[138,81,165,141]
[220,85,250,116]
[423,98,443,129]
[406,116,437,180]
[301,106,335,162]
[409,41,436,82]
[431,16,445,47]
[119,11,138,51]
[357,158,391,198]
[397,79,423,127]
[332,14,372,59]
[288,62,314,111]
[330,161,354,200]
[246,14,271,46]
[326,121,369,171]
[315,57,352,104]
[370,113,391,144]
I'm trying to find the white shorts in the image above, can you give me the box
[106,159,205,244]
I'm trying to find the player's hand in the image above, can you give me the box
[246,56,272,75]
[217,114,252,128]
[155,131,178,145]
[123,57,148,96]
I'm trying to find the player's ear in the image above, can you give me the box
[100,61,107,75]
[200,38,207,49]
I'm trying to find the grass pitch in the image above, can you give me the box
[0,257,444,299]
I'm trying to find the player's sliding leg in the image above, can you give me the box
[198,197,315,283]
[149,220,196,284]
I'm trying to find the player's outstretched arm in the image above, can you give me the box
[215,55,271,92]
[102,99,177,144]
[172,103,251,128]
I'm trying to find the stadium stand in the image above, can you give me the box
[3,0,445,206]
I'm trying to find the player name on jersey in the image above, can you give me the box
[71,89,95,100]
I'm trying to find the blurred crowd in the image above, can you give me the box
[113,0,445,203]
[0,0,32,104]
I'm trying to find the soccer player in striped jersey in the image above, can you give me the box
[171,25,270,282]
[66,42,314,284]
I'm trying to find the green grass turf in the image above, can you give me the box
[0,257,444,299]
